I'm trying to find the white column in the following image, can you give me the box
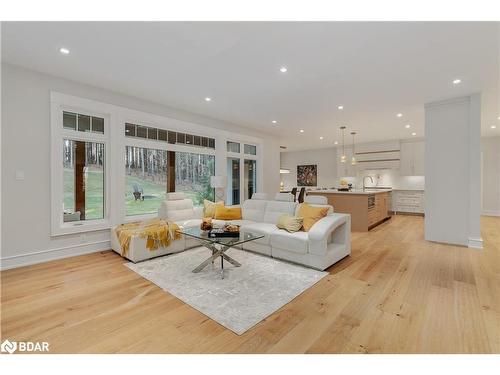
[424,94,483,248]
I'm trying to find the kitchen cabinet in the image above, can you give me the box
[391,190,425,214]
[400,140,425,176]
[308,190,390,231]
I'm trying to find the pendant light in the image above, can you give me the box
[340,126,347,163]
[351,131,357,165]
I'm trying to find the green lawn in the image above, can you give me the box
[64,169,212,219]
[125,174,166,216]
[64,168,104,220]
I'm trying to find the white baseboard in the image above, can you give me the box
[467,237,484,250]
[0,240,111,271]
[482,210,500,217]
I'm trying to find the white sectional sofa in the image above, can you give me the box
[111,192,351,270]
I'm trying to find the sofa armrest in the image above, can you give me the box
[308,213,349,242]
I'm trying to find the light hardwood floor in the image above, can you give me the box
[1,215,499,353]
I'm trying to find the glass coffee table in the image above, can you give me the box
[179,227,264,279]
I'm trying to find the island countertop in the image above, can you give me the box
[307,189,392,195]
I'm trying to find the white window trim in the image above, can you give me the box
[50,94,112,236]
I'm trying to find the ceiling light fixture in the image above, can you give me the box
[299,129,304,133]
[279,67,288,73]
[491,125,497,129]
[334,141,338,145]
[412,132,417,136]
[338,105,344,110]
[397,113,403,118]
[59,47,70,55]
[272,120,277,124]
[320,136,324,140]
[405,124,411,129]
[351,131,357,165]
[340,126,347,163]
[453,79,461,85]
[204,97,211,102]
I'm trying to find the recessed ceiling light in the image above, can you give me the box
[334,141,338,145]
[491,125,497,129]
[405,124,411,129]
[319,136,324,140]
[279,67,288,73]
[204,97,211,102]
[397,113,403,118]
[453,79,461,85]
[299,129,304,133]
[411,132,417,136]
[338,105,344,110]
[272,120,277,124]
[59,47,70,55]
[497,116,500,120]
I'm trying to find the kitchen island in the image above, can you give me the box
[307,189,391,231]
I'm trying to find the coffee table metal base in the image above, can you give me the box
[192,241,241,279]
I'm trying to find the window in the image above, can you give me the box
[175,152,215,205]
[63,111,104,134]
[124,123,215,149]
[227,141,240,153]
[63,140,105,221]
[244,144,257,155]
[125,146,168,216]
[227,157,240,205]
[226,141,258,204]
[52,99,110,236]
[244,159,257,200]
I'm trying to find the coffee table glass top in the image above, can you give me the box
[179,226,264,246]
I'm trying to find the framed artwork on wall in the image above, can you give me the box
[297,164,317,186]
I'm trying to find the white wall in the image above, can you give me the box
[280,148,337,189]
[424,94,482,248]
[481,136,500,216]
[1,63,280,269]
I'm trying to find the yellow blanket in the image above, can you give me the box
[115,218,181,257]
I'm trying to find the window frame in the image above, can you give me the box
[51,98,112,236]
[225,139,258,204]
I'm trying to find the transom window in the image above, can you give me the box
[63,111,104,134]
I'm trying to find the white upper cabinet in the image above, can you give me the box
[400,140,425,176]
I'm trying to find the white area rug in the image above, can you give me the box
[126,247,327,335]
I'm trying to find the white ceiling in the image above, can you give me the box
[2,22,499,150]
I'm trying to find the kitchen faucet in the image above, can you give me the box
[363,176,374,190]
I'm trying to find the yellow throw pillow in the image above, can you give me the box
[203,199,224,218]
[298,203,329,232]
[276,214,303,233]
[214,206,242,220]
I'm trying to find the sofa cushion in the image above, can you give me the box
[203,199,224,218]
[167,192,186,200]
[297,203,329,231]
[242,199,267,222]
[214,206,242,220]
[270,230,309,255]
[225,219,254,226]
[263,201,297,224]
[276,214,303,233]
[240,222,279,245]
[159,198,195,221]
